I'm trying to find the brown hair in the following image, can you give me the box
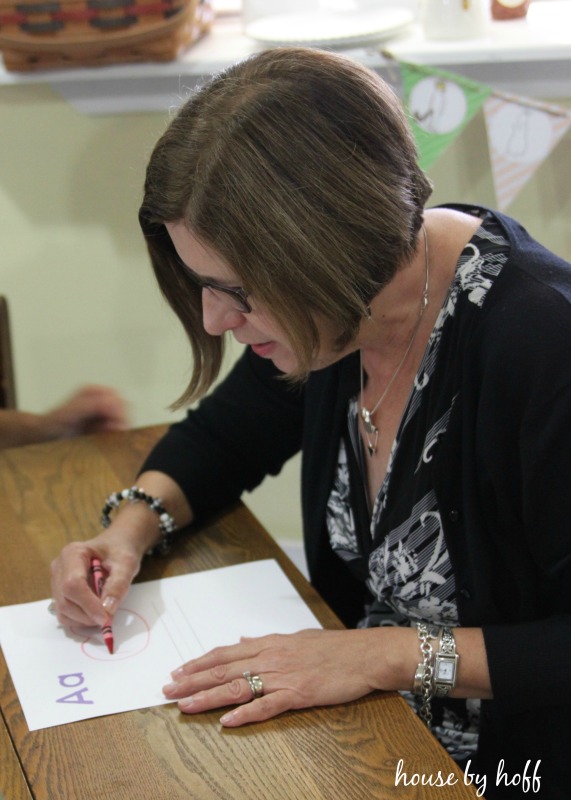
[139,47,433,407]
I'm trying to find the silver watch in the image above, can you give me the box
[434,626,458,697]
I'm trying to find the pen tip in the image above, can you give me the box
[106,640,114,655]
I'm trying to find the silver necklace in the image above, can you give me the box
[360,225,430,458]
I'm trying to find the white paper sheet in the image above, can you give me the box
[0,559,321,731]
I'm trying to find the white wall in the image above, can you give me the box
[1,81,570,543]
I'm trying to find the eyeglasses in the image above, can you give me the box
[195,277,252,314]
[179,260,252,314]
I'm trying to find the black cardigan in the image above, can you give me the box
[143,207,571,797]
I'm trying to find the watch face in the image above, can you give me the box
[436,659,455,681]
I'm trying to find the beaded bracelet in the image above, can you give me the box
[101,486,177,556]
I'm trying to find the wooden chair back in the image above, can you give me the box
[0,296,17,409]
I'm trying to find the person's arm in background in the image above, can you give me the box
[0,385,128,449]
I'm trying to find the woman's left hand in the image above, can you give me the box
[162,628,385,726]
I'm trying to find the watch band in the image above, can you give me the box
[434,626,459,697]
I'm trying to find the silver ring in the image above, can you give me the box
[243,670,264,699]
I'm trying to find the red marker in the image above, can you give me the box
[90,557,114,654]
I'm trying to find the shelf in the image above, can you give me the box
[1,1,571,113]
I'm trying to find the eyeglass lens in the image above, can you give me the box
[204,284,251,313]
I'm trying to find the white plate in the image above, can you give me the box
[212,0,241,15]
[244,7,414,47]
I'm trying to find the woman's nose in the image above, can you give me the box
[201,288,244,336]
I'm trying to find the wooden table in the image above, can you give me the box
[0,426,477,800]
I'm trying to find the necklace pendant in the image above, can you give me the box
[361,407,378,436]
[367,440,376,457]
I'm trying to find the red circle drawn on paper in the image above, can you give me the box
[79,607,151,661]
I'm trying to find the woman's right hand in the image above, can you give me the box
[49,517,147,630]
[50,471,193,630]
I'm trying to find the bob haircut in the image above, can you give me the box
[139,47,433,407]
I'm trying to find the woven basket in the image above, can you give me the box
[0,0,212,71]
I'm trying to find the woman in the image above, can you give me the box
[51,48,571,797]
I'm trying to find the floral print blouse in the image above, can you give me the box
[326,213,510,759]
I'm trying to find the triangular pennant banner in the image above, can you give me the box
[400,62,493,171]
[483,94,571,210]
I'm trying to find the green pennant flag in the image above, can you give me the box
[400,61,493,171]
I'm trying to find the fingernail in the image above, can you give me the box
[163,682,180,695]
[220,710,237,725]
[102,596,117,613]
[171,666,186,679]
